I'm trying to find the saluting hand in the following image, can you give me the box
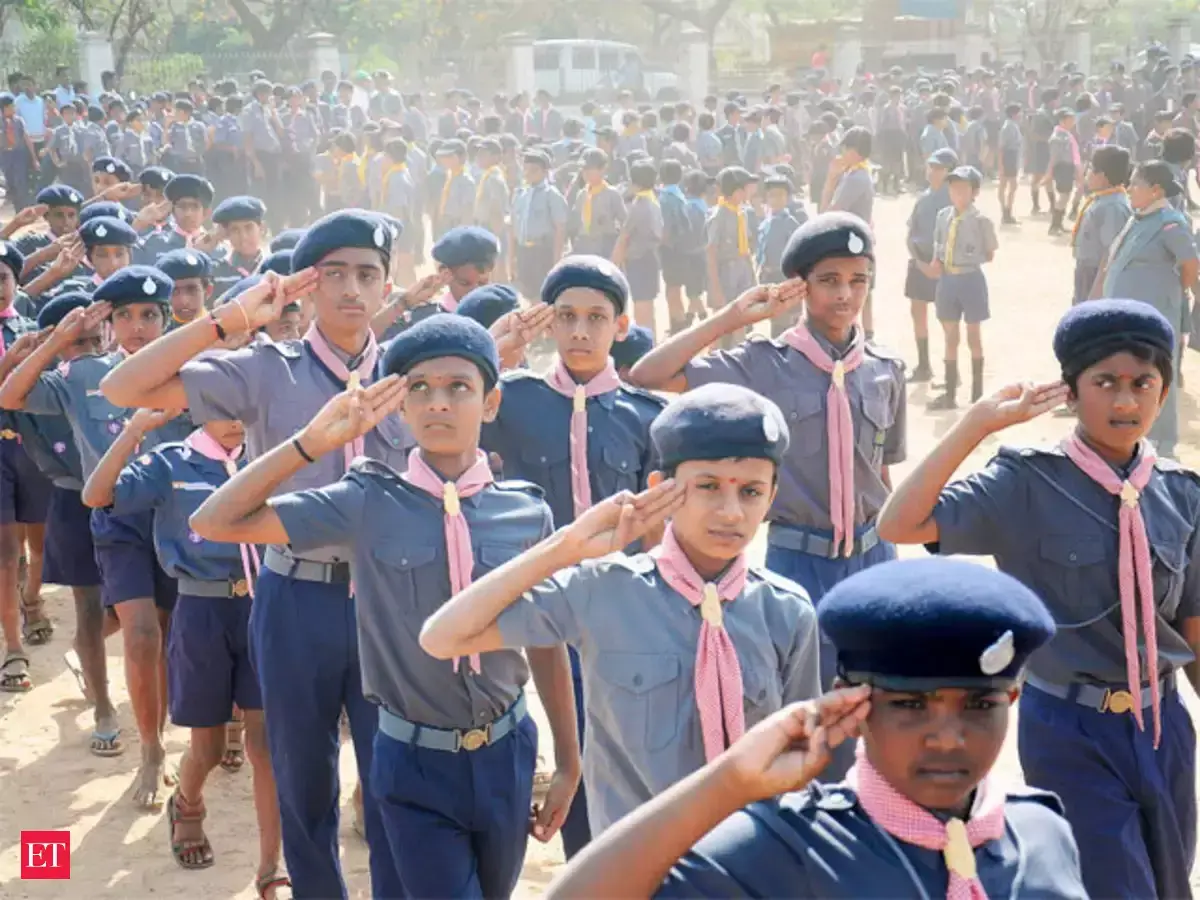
[402,270,451,309]
[131,199,171,232]
[10,204,48,230]
[717,687,872,806]
[218,271,284,332]
[5,327,53,363]
[51,240,85,275]
[971,380,1070,433]
[297,375,407,459]
[129,406,184,436]
[561,479,687,562]
[731,279,806,326]
[50,301,111,349]
[104,182,142,202]
[491,303,554,370]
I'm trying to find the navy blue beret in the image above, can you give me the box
[91,156,132,180]
[378,214,404,244]
[258,250,294,277]
[927,147,959,168]
[212,195,267,225]
[94,265,173,307]
[36,184,84,208]
[165,174,215,206]
[79,216,138,248]
[270,229,305,252]
[0,240,25,281]
[139,166,174,190]
[457,284,518,329]
[651,383,789,471]
[79,202,134,226]
[781,212,874,279]
[542,254,629,314]
[292,210,392,272]
[157,248,213,281]
[432,226,500,270]
[37,291,92,329]
[948,165,982,189]
[611,324,655,370]
[1053,298,1175,369]
[819,558,1056,690]
[382,313,500,390]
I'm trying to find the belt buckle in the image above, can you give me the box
[458,725,491,752]
[232,578,249,598]
[1102,688,1135,714]
[0,429,17,441]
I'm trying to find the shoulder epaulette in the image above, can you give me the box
[492,478,546,500]
[618,382,668,408]
[1005,785,1066,816]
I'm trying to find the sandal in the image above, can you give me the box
[256,868,291,899]
[90,728,125,757]
[20,599,53,646]
[166,790,215,869]
[0,651,32,692]
[221,717,245,773]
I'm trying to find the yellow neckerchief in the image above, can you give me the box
[843,159,871,175]
[944,204,972,269]
[1072,186,1126,246]
[635,189,659,206]
[440,165,463,217]
[582,181,605,233]
[718,198,749,256]
[357,152,371,186]
[621,126,638,138]
[475,165,501,203]
[382,162,408,202]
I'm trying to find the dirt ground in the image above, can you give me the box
[3,181,1200,898]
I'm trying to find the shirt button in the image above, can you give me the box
[540,456,547,463]
[632,673,643,687]
[789,411,798,420]
[400,558,408,566]
[1068,551,1077,562]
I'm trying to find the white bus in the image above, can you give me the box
[532,39,678,100]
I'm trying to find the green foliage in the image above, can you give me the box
[3,26,76,84]
[122,52,206,94]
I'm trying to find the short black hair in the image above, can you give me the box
[1090,145,1130,187]
[1162,128,1196,166]
[840,125,872,158]
[659,159,683,185]
[1063,339,1173,396]
[384,137,408,163]
[630,160,657,191]
[698,112,715,130]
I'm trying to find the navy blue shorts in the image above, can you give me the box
[626,252,661,302]
[1001,148,1020,177]
[43,487,101,587]
[0,437,52,525]
[1052,162,1077,194]
[168,593,260,728]
[935,269,990,324]
[662,249,705,296]
[904,258,938,303]
[95,538,177,611]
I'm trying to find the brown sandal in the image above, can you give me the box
[221,717,245,772]
[166,791,214,870]
[20,598,53,646]
[256,868,291,899]
[0,652,31,692]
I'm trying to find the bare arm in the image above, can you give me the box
[526,645,583,840]
[81,409,174,508]
[0,303,109,409]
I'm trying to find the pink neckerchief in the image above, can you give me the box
[303,323,380,471]
[0,306,16,359]
[401,448,494,674]
[650,523,748,762]
[438,288,459,313]
[781,323,865,556]
[1054,125,1081,168]
[184,428,261,596]
[544,358,622,519]
[232,251,262,278]
[173,224,203,246]
[1063,433,1161,747]
[847,744,1006,900]
[91,272,104,287]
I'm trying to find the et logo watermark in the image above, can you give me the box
[20,831,71,880]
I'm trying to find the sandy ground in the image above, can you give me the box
[4,182,1200,898]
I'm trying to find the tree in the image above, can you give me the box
[641,0,737,48]
[991,0,1121,64]
[57,0,164,74]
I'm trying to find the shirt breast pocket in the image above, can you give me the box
[1151,540,1188,621]
[518,440,569,485]
[370,543,440,613]
[84,393,127,440]
[598,441,640,493]
[857,383,895,465]
[476,543,522,578]
[1038,535,1109,623]
[783,392,825,457]
[594,652,682,752]
[740,661,777,725]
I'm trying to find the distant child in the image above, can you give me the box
[928,166,997,408]
[379,138,418,284]
[332,131,365,209]
[706,167,756,348]
[659,160,705,333]
[570,148,625,260]
[808,120,834,203]
[905,148,957,381]
[996,104,1022,225]
[613,160,664,334]
[1046,108,1081,236]
[1071,145,1132,306]
[757,175,802,337]
[1141,110,1173,162]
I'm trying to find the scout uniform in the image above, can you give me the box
[757,180,803,286]
[569,157,626,259]
[209,195,267,298]
[164,113,208,176]
[379,158,418,258]
[14,184,85,273]
[621,184,664,308]
[0,94,35,211]
[683,215,906,776]
[905,148,957,307]
[511,151,568,300]
[481,257,665,858]
[135,174,215,265]
[270,316,545,898]
[1071,185,1131,305]
[932,167,997,333]
[928,300,1198,900]
[42,215,140,301]
[240,88,284,229]
[177,212,409,899]
[707,167,757,310]
[208,105,246,201]
[156,248,213,330]
[654,558,1087,900]
[1047,119,1081,234]
[118,124,154,176]
[49,113,89,195]
[495,383,820,838]
[472,144,510,245]
[432,140,477,239]
[828,160,874,226]
[282,100,320,225]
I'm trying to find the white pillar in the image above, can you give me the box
[833,24,862,88]
[961,27,986,70]
[1066,22,1092,75]
[677,27,710,105]
[1168,18,1192,62]
[307,32,341,80]
[503,33,536,99]
[77,31,113,95]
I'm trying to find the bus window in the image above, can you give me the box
[572,46,597,69]
[534,47,561,71]
[598,48,620,71]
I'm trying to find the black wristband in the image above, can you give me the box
[210,312,226,341]
[291,436,315,464]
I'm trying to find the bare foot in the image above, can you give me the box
[132,751,173,809]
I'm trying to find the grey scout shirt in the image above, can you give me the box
[685,331,906,532]
[931,444,1200,686]
[272,458,552,729]
[1074,190,1132,267]
[473,168,509,235]
[1047,129,1077,168]
[241,101,281,154]
[434,171,477,235]
[570,184,626,253]
[179,339,415,563]
[481,369,664,528]
[656,783,1087,899]
[513,181,568,246]
[999,118,1022,152]
[497,551,820,836]
[623,194,663,260]
[50,122,83,162]
[934,205,997,270]
[110,441,248,583]
[907,184,951,262]
[829,167,874,225]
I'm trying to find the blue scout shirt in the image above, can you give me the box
[512,180,569,246]
[179,339,414,563]
[272,458,551,728]
[109,439,246,582]
[655,782,1087,899]
[496,551,819,836]
[757,210,802,280]
[930,444,1200,686]
[481,369,665,527]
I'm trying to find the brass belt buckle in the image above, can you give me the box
[458,725,491,752]
[0,428,17,440]
[232,578,249,598]
[1102,688,1135,714]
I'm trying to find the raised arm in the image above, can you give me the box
[81,408,179,508]
[0,302,110,410]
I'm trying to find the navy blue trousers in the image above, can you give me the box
[1019,684,1196,900]
[559,648,591,860]
[371,715,537,899]
[765,530,896,781]
[248,570,401,899]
